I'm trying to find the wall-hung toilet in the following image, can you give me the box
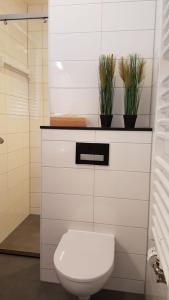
[53,230,115,300]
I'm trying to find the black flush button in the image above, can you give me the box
[76,142,109,166]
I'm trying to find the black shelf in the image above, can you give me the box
[40,126,152,131]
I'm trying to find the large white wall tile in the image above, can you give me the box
[49,88,99,115]
[102,31,154,59]
[41,219,93,245]
[113,253,146,281]
[94,170,150,200]
[95,143,151,172]
[50,0,100,4]
[49,4,101,33]
[42,140,93,168]
[49,59,152,89]
[42,141,75,167]
[94,224,147,255]
[49,33,100,61]
[42,193,93,222]
[105,277,144,294]
[95,130,152,144]
[113,87,152,115]
[102,1,155,31]
[49,61,98,88]
[94,197,148,228]
[43,167,94,195]
[42,129,95,142]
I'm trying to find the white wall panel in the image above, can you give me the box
[96,143,151,172]
[49,4,101,33]
[49,61,98,88]
[42,129,95,142]
[42,193,93,222]
[102,1,155,31]
[94,170,149,200]
[41,219,94,245]
[49,33,100,61]
[102,31,154,59]
[94,197,148,227]
[94,224,147,255]
[43,167,94,195]
[49,88,99,115]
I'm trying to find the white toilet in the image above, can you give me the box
[53,230,115,300]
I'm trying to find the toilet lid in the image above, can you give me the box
[54,230,115,283]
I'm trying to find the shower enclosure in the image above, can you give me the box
[0,0,49,256]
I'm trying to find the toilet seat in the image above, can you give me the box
[54,230,115,283]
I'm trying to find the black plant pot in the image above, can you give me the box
[123,115,137,129]
[100,115,113,128]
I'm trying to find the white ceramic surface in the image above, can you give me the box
[54,230,115,298]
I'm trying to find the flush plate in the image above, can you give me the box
[76,142,109,166]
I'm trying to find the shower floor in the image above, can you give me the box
[0,214,40,257]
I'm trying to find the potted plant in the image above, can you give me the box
[119,54,145,129]
[99,54,116,128]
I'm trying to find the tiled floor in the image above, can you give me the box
[0,254,145,300]
[0,215,40,257]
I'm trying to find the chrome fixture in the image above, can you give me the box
[0,13,48,22]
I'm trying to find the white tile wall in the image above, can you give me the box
[94,224,147,255]
[48,0,156,126]
[42,193,93,222]
[94,197,148,227]
[43,167,94,195]
[49,4,101,33]
[41,129,152,294]
[102,2,155,31]
[0,0,30,243]
[94,171,149,200]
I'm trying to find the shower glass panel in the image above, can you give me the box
[0,0,49,257]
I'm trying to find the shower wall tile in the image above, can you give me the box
[0,0,30,243]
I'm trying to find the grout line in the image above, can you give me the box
[49,0,155,7]
[41,216,148,229]
[41,194,149,202]
[41,241,147,256]
[48,29,155,35]
[42,165,150,173]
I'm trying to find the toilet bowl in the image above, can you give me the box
[53,230,115,300]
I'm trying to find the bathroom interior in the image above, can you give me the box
[0,0,169,299]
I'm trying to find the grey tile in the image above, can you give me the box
[0,254,145,300]
[0,215,40,257]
